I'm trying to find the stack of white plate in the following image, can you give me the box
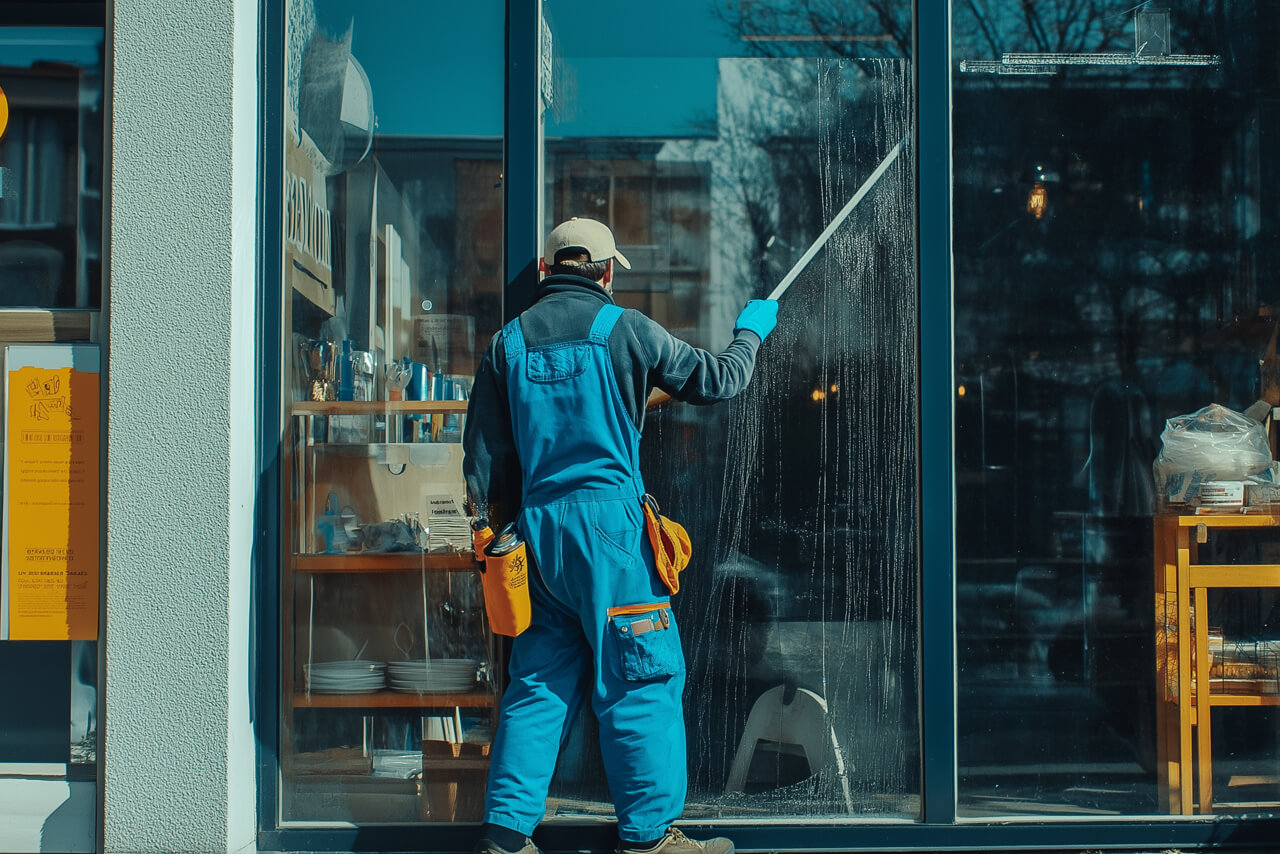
[387,658,480,694]
[304,660,387,694]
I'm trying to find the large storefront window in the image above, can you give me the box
[0,19,103,854]
[265,0,1280,846]
[540,0,920,823]
[953,3,1280,818]
[279,0,503,823]
[275,0,922,833]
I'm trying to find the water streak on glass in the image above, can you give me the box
[547,53,920,821]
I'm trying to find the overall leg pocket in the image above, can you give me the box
[606,602,683,681]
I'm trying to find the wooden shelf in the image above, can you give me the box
[1209,692,1280,707]
[1155,512,1280,815]
[422,757,490,771]
[1167,511,1280,526]
[294,552,478,573]
[292,400,468,415]
[294,691,495,709]
[1191,564,1280,588]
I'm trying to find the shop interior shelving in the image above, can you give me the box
[1154,511,1280,815]
[284,399,498,821]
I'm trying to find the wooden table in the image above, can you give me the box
[1154,511,1280,814]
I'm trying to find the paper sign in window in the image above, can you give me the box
[1,345,100,641]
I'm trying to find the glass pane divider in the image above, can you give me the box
[505,0,542,321]
[917,0,959,826]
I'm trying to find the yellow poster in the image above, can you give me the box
[3,347,100,640]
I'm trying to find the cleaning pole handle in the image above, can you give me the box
[767,137,905,302]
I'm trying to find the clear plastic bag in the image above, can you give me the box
[1152,403,1273,503]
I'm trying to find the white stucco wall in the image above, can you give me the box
[105,0,259,852]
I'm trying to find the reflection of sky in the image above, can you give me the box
[546,57,717,139]
[306,0,739,139]
[543,0,738,58]
[544,0,738,138]
[312,1,504,137]
[0,28,103,69]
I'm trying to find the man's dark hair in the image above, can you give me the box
[550,249,610,282]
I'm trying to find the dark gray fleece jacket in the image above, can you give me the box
[462,274,761,524]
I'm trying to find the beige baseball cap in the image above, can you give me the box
[543,217,632,270]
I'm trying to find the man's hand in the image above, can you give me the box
[735,299,779,342]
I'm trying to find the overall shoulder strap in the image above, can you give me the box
[501,316,526,359]
[588,303,625,344]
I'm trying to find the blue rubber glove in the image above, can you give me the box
[734,299,779,342]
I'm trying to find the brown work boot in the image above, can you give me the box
[473,838,541,854]
[617,826,734,854]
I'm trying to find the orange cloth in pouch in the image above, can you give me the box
[472,524,495,560]
[642,494,691,595]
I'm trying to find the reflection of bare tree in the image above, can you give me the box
[949,4,1271,804]
[706,61,824,295]
[958,0,1129,55]
[676,56,907,347]
[721,0,1143,63]
[717,0,911,59]
[719,1,1232,73]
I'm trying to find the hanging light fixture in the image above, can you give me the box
[1027,181,1048,220]
[1025,162,1055,220]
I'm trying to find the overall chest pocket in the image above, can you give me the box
[607,602,683,681]
[527,344,589,382]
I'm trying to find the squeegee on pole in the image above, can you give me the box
[767,138,905,301]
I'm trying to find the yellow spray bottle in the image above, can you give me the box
[476,521,532,637]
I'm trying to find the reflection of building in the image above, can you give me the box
[0,62,102,306]
[548,144,711,337]
[284,18,505,384]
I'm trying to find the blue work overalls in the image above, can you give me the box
[483,303,686,842]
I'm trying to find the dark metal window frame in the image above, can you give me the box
[254,1,1280,850]
[0,3,103,26]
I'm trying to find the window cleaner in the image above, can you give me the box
[464,216,774,854]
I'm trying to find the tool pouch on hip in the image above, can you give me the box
[641,494,691,596]
[607,602,682,680]
[479,522,532,637]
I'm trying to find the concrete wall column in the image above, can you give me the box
[105,0,260,851]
